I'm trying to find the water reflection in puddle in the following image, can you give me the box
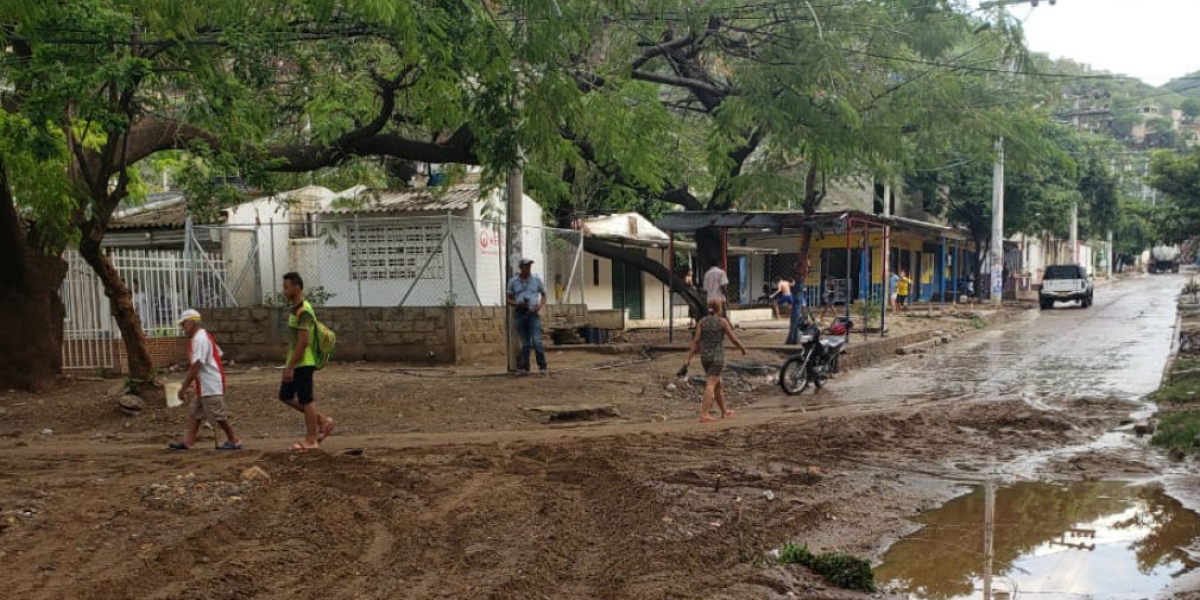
[877,482,1200,600]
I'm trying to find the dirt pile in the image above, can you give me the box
[0,394,1113,600]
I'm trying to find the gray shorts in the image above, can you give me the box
[190,395,229,423]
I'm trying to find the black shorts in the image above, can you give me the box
[279,366,316,405]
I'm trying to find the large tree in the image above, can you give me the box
[520,0,1055,308]
[1148,149,1200,243]
[1,0,570,390]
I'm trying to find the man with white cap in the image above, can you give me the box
[168,309,242,450]
[506,257,548,377]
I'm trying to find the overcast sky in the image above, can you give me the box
[980,0,1200,86]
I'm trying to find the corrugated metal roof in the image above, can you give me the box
[110,196,227,230]
[318,185,481,214]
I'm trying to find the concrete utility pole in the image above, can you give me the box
[1107,229,1114,279]
[982,0,1056,305]
[506,155,524,373]
[990,139,1004,306]
[1069,201,1079,264]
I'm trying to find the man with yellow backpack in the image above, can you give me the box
[279,272,337,451]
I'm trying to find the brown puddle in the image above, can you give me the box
[876,481,1200,599]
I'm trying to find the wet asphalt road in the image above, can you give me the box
[835,274,1184,406]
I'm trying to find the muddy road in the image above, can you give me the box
[1,275,1195,600]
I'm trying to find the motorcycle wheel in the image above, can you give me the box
[779,355,812,395]
[812,360,829,391]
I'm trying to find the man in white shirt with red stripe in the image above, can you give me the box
[168,310,242,450]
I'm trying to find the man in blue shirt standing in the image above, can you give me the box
[507,257,548,377]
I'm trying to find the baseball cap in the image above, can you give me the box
[178,309,202,324]
[518,257,535,266]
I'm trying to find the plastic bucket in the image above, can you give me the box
[164,382,183,408]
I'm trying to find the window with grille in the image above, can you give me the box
[348,222,445,280]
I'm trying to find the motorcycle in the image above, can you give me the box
[778,316,853,395]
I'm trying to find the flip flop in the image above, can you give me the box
[290,442,319,452]
[216,441,243,451]
[167,442,190,451]
[317,417,336,442]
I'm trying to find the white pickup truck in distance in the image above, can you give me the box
[1040,265,1093,310]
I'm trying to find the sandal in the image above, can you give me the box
[167,442,190,451]
[289,442,319,452]
[317,417,336,442]
[217,441,243,451]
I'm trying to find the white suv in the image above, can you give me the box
[1039,265,1093,310]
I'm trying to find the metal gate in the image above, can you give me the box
[60,250,118,372]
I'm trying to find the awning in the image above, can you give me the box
[587,234,776,255]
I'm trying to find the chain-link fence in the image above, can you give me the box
[185,215,584,308]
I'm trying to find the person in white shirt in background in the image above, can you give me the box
[703,264,729,315]
[168,309,242,450]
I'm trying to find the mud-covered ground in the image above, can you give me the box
[1,274,1197,600]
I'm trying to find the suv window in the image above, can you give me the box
[1044,265,1083,280]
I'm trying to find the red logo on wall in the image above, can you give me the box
[480,229,501,256]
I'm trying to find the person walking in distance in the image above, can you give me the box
[507,257,548,377]
[897,269,913,312]
[685,300,747,423]
[279,272,335,451]
[703,263,729,313]
[889,269,901,314]
[168,310,241,450]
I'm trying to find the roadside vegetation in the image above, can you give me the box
[777,542,876,592]
[1150,293,1200,455]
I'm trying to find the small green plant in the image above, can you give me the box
[968,315,986,330]
[775,542,876,592]
[263,285,336,307]
[778,541,814,565]
[810,552,876,592]
[1151,411,1200,454]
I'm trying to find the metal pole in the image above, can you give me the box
[269,218,277,301]
[940,236,947,306]
[354,214,363,307]
[621,243,627,330]
[183,215,194,306]
[881,224,889,337]
[845,218,852,323]
[862,222,869,341]
[669,233,675,343]
[990,138,1005,306]
[954,239,960,302]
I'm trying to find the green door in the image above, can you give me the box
[612,259,645,320]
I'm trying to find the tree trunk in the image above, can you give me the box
[693,226,725,276]
[583,237,704,318]
[0,164,67,391]
[77,227,163,400]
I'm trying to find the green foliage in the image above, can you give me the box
[810,552,877,592]
[1149,378,1200,406]
[1151,411,1200,455]
[778,541,814,566]
[776,542,876,592]
[1149,149,1200,244]
[263,286,336,307]
[1183,99,1200,120]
